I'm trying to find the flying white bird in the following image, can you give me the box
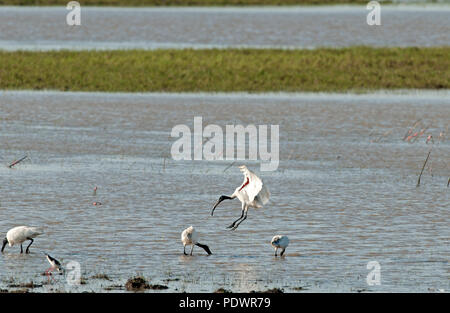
[271,235,289,257]
[211,165,270,230]
[1,226,43,254]
[181,226,212,256]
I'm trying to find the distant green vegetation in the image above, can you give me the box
[0,0,387,6]
[0,47,448,92]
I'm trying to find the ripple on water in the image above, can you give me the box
[0,91,448,292]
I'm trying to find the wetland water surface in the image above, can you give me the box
[0,5,449,51]
[0,90,448,292]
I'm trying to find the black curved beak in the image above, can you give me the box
[211,195,232,216]
[1,238,7,253]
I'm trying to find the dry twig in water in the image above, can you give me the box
[223,161,236,172]
[417,149,432,187]
[8,155,28,168]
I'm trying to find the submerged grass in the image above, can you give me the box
[0,0,389,6]
[124,276,168,291]
[0,47,448,92]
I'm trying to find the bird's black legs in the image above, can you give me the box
[227,204,249,231]
[227,209,245,229]
[190,245,194,256]
[274,248,278,257]
[20,244,23,254]
[280,249,286,257]
[231,215,247,230]
[230,210,248,231]
[183,246,187,255]
[25,238,33,254]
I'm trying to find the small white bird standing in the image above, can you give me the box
[181,226,212,256]
[211,165,270,230]
[271,235,289,257]
[1,226,43,254]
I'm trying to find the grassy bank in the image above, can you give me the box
[0,48,448,92]
[0,0,389,6]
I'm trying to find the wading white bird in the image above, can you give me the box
[211,165,270,230]
[181,226,212,256]
[1,226,43,254]
[271,235,289,257]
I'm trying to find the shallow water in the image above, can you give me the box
[0,90,448,292]
[0,5,449,51]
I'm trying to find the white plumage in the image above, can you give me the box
[1,226,43,254]
[181,226,212,256]
[235,166,270,208]
[271,235,289,257]
[211,165,270,230]
[181,226,198,249]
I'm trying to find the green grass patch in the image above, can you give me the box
[0,47,448,92]
[0,0,390,6]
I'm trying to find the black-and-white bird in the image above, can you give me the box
[1,226,43,254]
[271,235,289,257]
[181,226,212,256]
[211,165,270,230]
[45,253,63,274]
